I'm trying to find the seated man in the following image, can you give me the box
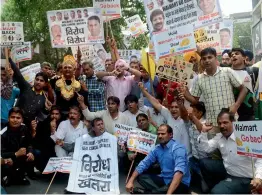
[78,95,130,135]
[31,106,63,172]
[123,95,146,127]
[89,118,105,137]
[1,107,35,185]
[126,124,190,194]
[51,106,87,157]
[199,108,262,194]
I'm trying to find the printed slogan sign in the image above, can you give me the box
[125,15,145,37]
[234,121,262,158]
[11,42,32,62]
[47,7,104,48]
[127,130,157,155]
[67,133,119,194]
[0,22,24,46]
[20,63,41,86]
[113,123,134,144]
[43,157,72,174]
[93,0,121,21]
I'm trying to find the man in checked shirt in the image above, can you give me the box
[80,61,106,112]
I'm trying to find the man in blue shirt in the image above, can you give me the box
[126,124,190,194]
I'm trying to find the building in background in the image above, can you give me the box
[252,0,262,62]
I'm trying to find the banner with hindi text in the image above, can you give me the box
[43,157,72,174]
[125,15,145,37]
[47,8,104,48]
[11,42,32,63]
[67,133,119,194]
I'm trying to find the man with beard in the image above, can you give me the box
[8,55,52,129]
[138,82,191,157]
[198,109,262,194]
[51,106,87,157]
[126,124,190,194]
[150,9,165,33]
[96,59,142,111]
[78,95,130,135]
[31,106,63,172]
[1,108,35,185]
[221,50,231,67]
[183,48,247,139]
[51,25,64,46]
[229,48,259,121]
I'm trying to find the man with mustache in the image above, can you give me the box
[126,124,190,194]
[51,106,87,157]
[51,25,64,46]
[150,9,165,33]
[96,59,142,111]
[198,109,262,194]
[183,48,248,139]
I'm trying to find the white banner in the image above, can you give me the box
[125,15,145,37]
[153,24,196,59]
[20,63,41,86]
[93,0,121,21]
[43,157,72,174]
[143,0,222,35]
[11,42,32,63]
[0,22,24,46]
[127,130,157,155]
[67,133,119,194]
[47,8,104,48]
[234,121,262,158]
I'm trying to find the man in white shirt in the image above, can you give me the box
[147,97,167,127]
[77,95,130,135]
[198,108,262,194]
[123,95,145,127]
[51,106,87,157]
[138,82,191,158]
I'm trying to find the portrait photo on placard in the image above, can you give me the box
[87,15,102,37]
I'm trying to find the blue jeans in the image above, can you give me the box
[200,158,252,194]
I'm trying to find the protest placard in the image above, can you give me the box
[47,8,104,48]
[93,0,121,21]
[127,130,157,155]
[93,44,107,64]
[153,24,196,59]
[156,55,193,86]
[194,0,223,29]
[218,19,234,51]
[114,123,138,144]
[194,26,221,55]
[43,157,72,174]
[71,45,97,63]
[143,0,222,35]
[125,15,145,37]
[67,133,119,194]
[92,57,105,72]
[11,42,32,63]
[234,121,262,158]
[0,22,24,46]
[118,49,141,63]
[20,63,41,86]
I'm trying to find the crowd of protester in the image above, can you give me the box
[1,47,262,194]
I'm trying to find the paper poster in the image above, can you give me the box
[218,19,234,51]
[67,133,119,194]
[93,44,107,64]
[153,24,196,59]
[11,42,32,63]
[194,0,223,29]
[47,8,104,48]
[253,22,261,56]
[127,130,157,155]
[20,63,41,86]
[194,26,221,55]
[125,15,145,37]
[0,22,24,46]
[43,157,72,174]
[156,55,193,85]
[113,123,138,144]
[93,0,121,21]
[234,121,262,158]
[92,57,105,72]
[71,45,97,63]
[117,50,141,62]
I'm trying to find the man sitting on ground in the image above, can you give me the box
[51,106,87,157]
[126,124,191,194]
[1,107,35,185]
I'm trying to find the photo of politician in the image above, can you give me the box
[197,0,217,16]
[150,9,165,33]
[88,15,101,37]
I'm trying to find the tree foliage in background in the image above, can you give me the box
[1,0,148,68]
[233,22,253,51]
